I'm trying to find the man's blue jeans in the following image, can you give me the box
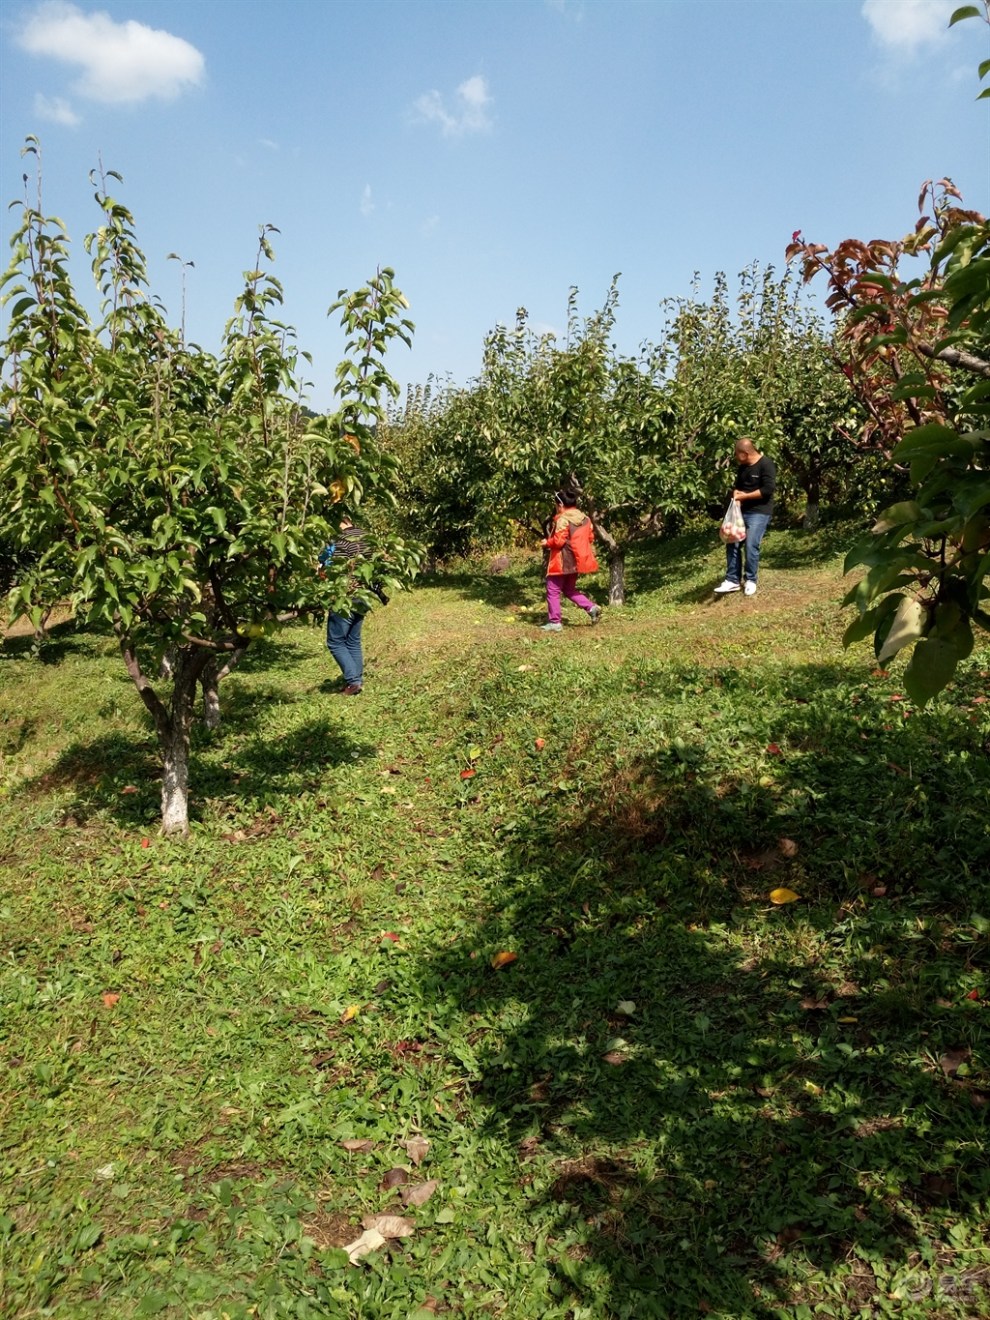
[725,511,771,585]
[326,609,365,686]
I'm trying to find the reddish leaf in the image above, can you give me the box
[535,738,545,750]
[459,768,476,780]
[965,989,981,1001]
[380,1167,408,1190]
[490,950,518,969]
[140,838,150,848]
[380,931,400,943]
[101,993,120,1008]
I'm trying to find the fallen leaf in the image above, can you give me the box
[766,743,782,756]
[602,1051,626,1066]
[362,1214,415,1238]
[615,1000,636,1016]
[769,887,800,905]
[459,768,476,780]
[380,932,400,943]
[534,738,545,750]
[340,1139,375,1153]
[401,1137,430,1167]
[801,998,829,1011]
[965,989,981,1001]
[101,993,120,1008]
[340,1004,361,1023]
[141,838,150,848]
[778,837,799,858]
[401,1178,438,1207]
[121,785,138,795]
[837,1016,858,1024]
[517,664,533,672]
[490,950,518,969]
[468,744,482,761]
[379,1167,409,1190]
[343,1227,386,1263]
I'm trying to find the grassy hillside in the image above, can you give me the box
[1,527,988,1319]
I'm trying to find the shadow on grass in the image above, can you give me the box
[0,615,91,666]
[20,714,378,829]
[416,660,990,1317]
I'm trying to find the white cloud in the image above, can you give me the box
[18,2,204,104]
[258,137,279,151]
[862,0,954,53]
[33,91,80,126]
[360,184,375,217]
[412,74,493,138]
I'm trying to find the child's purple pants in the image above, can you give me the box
[546,573,595,623]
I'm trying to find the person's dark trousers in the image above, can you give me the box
[725,511,771,584]
[326,609,365,686]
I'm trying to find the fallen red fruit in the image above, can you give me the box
[966,989,981,1001]
[141,838,150,848]
[460,768,476,780]
[766,743,782,756]
[535,738,545,750]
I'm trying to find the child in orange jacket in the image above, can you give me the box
[540,489,602,631]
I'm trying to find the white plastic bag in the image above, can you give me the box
[719,498,747,544]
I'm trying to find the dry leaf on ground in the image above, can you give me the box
[400,1179,438,1207]
[343,1227,386,1264]
[401,1137,431,1166]
[361,1214,415,1238]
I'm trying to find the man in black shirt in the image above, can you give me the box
[714,438,775,597]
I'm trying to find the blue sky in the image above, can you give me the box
[1,0,988,410]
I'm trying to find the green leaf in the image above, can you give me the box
[872,501,923,532]
[949,5,982,25]
[903,637,959,705]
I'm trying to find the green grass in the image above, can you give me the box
[1,527,988,1319]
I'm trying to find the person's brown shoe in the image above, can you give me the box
[342,683,363,696]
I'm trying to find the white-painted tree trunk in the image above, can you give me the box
[607,550,626,606]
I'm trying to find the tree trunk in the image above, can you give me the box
[802,469,822,530]
[158,651,203,835]
[201,647,245,730]
[201,662,221,730]
[118,634,210,836]
[587,510,625,607]
[607,548,625,606]
[160,717,193,834]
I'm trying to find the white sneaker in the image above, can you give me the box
[744,581,757,596]
[714,580,741,594]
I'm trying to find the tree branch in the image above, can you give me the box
[918,342,990,378]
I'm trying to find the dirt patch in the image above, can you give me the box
[300,1209,356,1250]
